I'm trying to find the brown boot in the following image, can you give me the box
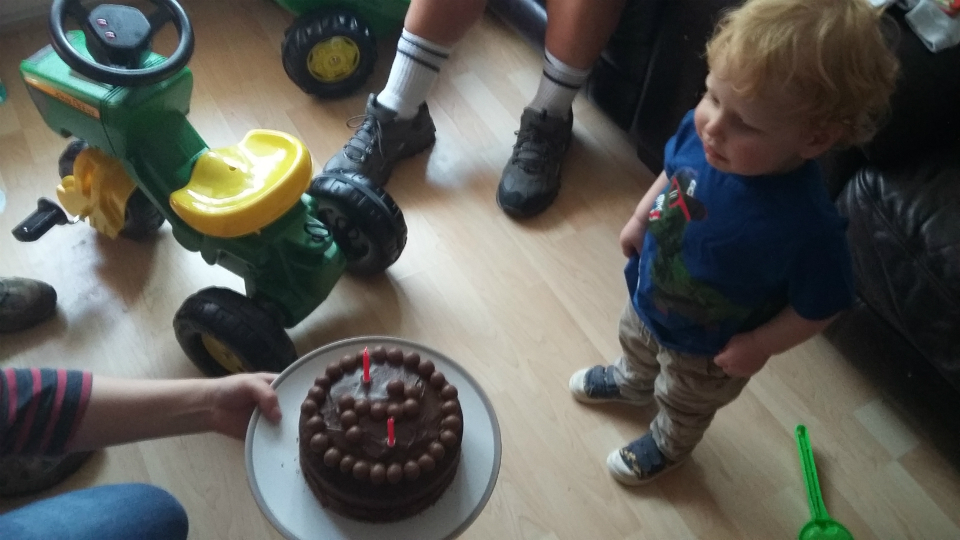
[0,277,57,333]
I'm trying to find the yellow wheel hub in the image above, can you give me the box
[201,334,246,373]
[307,37,360,82]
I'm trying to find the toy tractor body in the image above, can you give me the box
[15,0,407,376]
[21,33,344,328]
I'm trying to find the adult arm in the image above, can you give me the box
[65,373,282,452]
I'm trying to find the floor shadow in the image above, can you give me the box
[293,271,404,355]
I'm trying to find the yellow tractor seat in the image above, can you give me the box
[170,130,313,238]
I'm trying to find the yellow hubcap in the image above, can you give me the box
[307,37,360,82]
[201,334,246,373]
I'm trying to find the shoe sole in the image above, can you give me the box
[497,184,559,219]
[568,369,653,407]
[606,450,685,486]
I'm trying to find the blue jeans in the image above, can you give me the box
[0,483,188,540]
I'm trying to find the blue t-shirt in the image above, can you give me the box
[628,110,855,356]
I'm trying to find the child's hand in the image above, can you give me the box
[204,373,282,440]
[619,214,647,257]
[713,333,770,378]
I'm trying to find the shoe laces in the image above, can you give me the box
[510,121,565,174]
[342,114,384,163]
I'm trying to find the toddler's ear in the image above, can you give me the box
[799,122,844,159]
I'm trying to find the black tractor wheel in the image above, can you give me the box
[281,10,377,99]
[58,140,164,241]
[309,170,407,276]
[173,287,298,377]
[119,189,165,240]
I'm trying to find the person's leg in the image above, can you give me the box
[497,0,627,218]
[569,301,659,405]
[322,0,486,185]
[0,483,188,540]
[0,277,57,333]
[608,349,751,485]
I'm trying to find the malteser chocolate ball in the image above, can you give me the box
[404,383,420,400]
[440,430,458,447]
[325,364,342,380]
[340,354,358,372]
[371,346,387,362]
[417,360,435,377]
[370,402,387,421]
[309,433,330,453]
[387,403,402,418]
[354,398,371,417]
[441,415,462,432]
[340,410,358,427]
[340,455,356,473]
[429,371,446,388]
[315,376,331,390]
[323,448,342,467]
[428,441,445,460]
[402,352,420,369]
[345,426,363,443]
[300,400,317,415]
[386,348,404,365]
[307,385,324,400]
[386,379,405,398]
[338,394,355,411]
[404,461,421,480]
[352,461,370,480]
[403,399,420,418]
[305,416,326,433]
[370,463,387,485]
[417,454,436,472]
[441,400,460,415]
[386,463,403,484]
[440,384,458,399]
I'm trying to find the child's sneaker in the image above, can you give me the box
[607,432,684,485]
[568,365,653,406]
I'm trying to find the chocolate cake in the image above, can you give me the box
[298,346,464,522]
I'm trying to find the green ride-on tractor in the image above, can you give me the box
[276,0,409,98]
[13,0,408,376]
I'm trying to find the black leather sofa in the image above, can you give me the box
[487,0,960,438]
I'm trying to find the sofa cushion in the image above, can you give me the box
[837,148,960,389]
[861,8,960,167]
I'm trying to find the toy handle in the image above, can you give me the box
[12,198,69,242]
[796,424,830,522]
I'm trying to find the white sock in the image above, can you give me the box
[377,30,452,120]
[527,51,590,119]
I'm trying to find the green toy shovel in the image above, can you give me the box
[795,425,854,540]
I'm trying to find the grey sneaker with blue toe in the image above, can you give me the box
[607,432,685,485]
[568,365,652,406]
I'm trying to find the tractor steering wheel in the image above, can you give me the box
[49,0,194,87]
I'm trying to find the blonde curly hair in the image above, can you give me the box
[705,0,900,146]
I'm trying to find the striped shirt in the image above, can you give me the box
[0,368,92,456]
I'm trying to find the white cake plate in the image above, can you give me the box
[246,336,502,540]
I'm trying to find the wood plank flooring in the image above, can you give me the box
[1,1,958,538]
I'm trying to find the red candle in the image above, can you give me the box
[387,417,395,447]
[362,347,370,383]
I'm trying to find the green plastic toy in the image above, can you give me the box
[275,0,410,98]
[795,425,855,540]
[14,0,407,376]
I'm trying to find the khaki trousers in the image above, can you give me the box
[613,302,750,461]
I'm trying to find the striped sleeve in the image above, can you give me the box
[0,368,92,456]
